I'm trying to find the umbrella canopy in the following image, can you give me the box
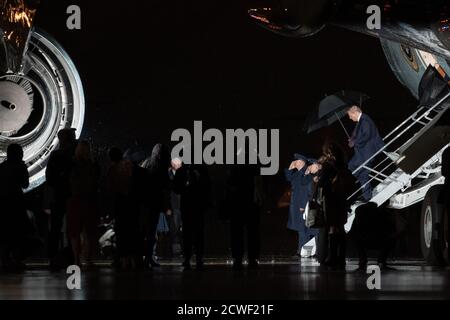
[303,90,370,135]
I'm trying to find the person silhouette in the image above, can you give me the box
[45,128,77,269]
[316,142,355,270]
[141,144,172,269]
[66,140,100,267]
[0,144,30,271]
[224,146,263,270]
[172,163,211,270]
[106,147,143,270]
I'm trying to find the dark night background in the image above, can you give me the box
[30,0,422,258]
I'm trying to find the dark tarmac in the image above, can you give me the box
[0,258,449,300]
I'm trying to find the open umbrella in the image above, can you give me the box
[303,90,370,137]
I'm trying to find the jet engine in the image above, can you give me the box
[0,0,85,191]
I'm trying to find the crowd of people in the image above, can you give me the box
[0,127,265,272]
[0,105,449,273]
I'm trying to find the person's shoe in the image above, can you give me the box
[383,151,401,162]
[301,246,314,258]
[149,258,161,268]
[143,257,154,270]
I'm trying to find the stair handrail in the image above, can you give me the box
[351,91,450,177]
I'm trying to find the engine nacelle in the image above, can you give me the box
[381,39,450,100]
[0,0,85,191]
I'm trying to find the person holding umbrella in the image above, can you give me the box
[347,105,384,201]
[303,91,369,138]
[304,90,382,201]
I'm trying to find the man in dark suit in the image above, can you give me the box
[347,106,385,201]
[173,163,211,270]
[225,160,263,270]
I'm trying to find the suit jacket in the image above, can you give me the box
[349,114,384,171]
[173,164,211,213]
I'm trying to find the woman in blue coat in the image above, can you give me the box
[285,154,319,257]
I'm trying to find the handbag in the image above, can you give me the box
[305,188,326,229]
[305,199,325,229]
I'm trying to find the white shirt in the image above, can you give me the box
[357,112,362,122]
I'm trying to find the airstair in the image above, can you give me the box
[303,66,450,255]
[349,93,450,207]
[343,90,450,231]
